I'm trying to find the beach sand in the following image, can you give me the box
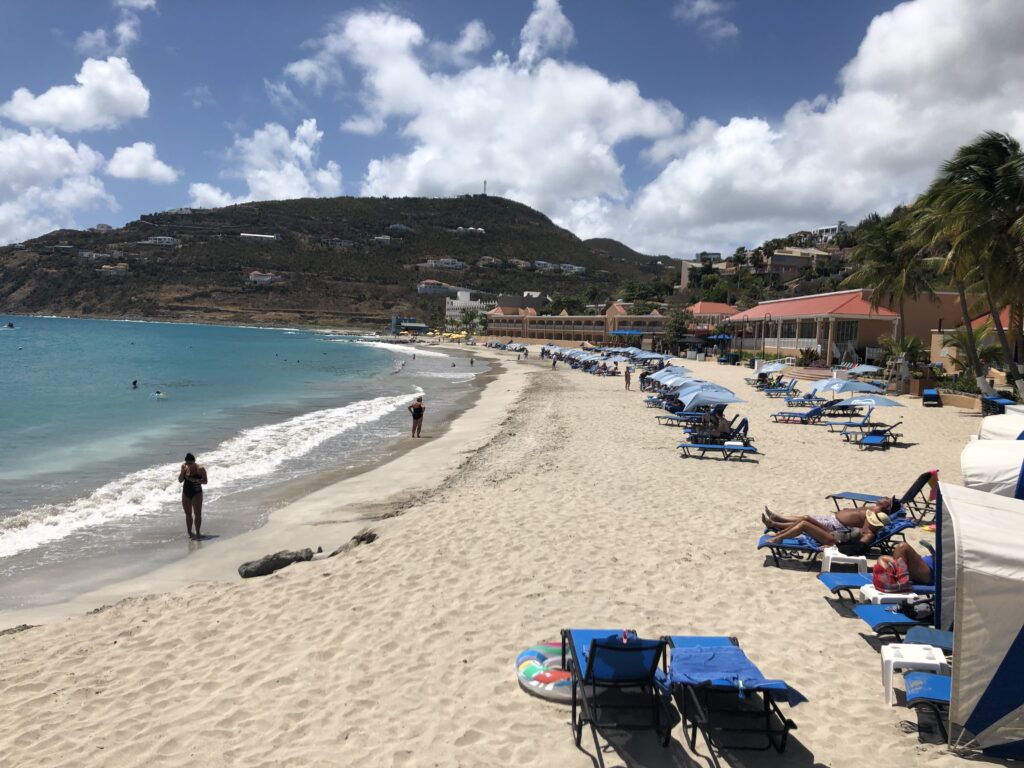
[0,352,982,767]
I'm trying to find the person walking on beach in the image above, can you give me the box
[624,367,631,390]
[408,396,425,438]
[178,453,207,539]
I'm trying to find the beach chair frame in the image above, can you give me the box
[904,672,950,740]
[662,637,797,754]
[561,630,671,768]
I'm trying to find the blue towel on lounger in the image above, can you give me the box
[668,646,805,706]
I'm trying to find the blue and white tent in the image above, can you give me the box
[936,484,1024,758]
[961,441,1024,500]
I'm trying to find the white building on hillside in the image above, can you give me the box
[445,290,497,331]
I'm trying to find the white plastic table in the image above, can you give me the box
[858,585,921,604]
[821,546,868,574]
[881,644,948,706]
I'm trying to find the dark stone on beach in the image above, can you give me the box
[238,548,314,579]
[0,624,36,638]
[329,529,378,557]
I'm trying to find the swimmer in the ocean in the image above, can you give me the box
[132,380,138,389]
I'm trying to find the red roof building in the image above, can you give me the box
[726,289,966,365]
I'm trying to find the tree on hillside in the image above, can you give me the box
[546,292,585,315]
[914,131,1024,396]
[841,211,936,345]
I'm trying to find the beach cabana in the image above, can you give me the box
[960,441,1024,499]
[934,484,1024,758]
[978,414,1024,441]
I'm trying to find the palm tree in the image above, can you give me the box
[459,307,480,334]
[942,321,1003,374]
[915,131,1024,396]
[842,212,936,345]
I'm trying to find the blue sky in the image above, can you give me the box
[2,0,1022,257]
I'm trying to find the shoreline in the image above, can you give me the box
[0,346,523,631]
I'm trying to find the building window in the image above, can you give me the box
[835,320,858,344]
[780,321,797,338]
[798,320,816,338]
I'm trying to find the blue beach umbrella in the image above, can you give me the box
[681,388,744,410]
[845,395,904,408]
[809,378,883,395]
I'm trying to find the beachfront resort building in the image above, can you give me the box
[726,288,968,365]
[444,290,497,331]
[688,301,738,329]
[390,316,429,335]
[486,301,665,348]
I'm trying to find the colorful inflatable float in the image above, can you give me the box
[516,641,573,703]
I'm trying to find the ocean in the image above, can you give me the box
[0,316,483,609]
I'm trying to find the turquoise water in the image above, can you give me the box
[0,316,480,607]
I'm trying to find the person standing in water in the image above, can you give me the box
[408,396,425,438]
[178,452,208,539]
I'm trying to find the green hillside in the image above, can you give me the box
[0,196,673,328]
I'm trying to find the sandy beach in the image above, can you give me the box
[0,349,983,767]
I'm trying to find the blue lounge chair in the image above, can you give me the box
[816,572,935,602]
[826,407,874,432]
[784,395,826,407]
[903,626,953,654]
[758,516,915,568]
[827,471,937,522]
[853,422,903,450]
[561,629,670,767]
[904,672,950,740]
[763,379,798,398]
[852,604,928,639]
[659,636,799,754]
[679,442,757,460]
[771,406,824,424]
[922,389,941,407]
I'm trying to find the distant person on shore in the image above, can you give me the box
[408,396,425,438]
[470,358,474,367]
[132,379,138,389]
[624,367,631,390]
[552,358,557,369]
[178,452,208,539]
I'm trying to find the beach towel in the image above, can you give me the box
[668,646,805,706]
[873,558,912,593]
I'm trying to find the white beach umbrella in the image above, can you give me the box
[845,395,904,408]
[758,362,787,374]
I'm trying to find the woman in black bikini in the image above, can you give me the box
[408,396,425,438]
[178,452,208,539]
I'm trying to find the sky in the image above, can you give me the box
[2,0,1023,257]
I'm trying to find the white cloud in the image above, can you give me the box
[0,127,113,244]
[188,119,342,208]
[431,20,491,67]
[106,142,178,183]
[264,79,304,114]
[518,0,575,67]
[76,0,154,56]
[185,84,213,108]
[620,0,1024,256]
[673,0,738,42]
[0,57,149,131]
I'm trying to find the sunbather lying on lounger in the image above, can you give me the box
[876,543,935,586]
[761,499,892,551]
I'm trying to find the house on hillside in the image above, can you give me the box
[240,233,277,241]
[387,223,416,236]
[96,263,129,276]
[372,235,394,246]
[419,257,465,270]
[455,226,485,236]
[417,279,458,296]
[560,264,586,275]
[477,256,503,268]
[509,258,532,270]
[140,236,180,247]
[248,270,281,285]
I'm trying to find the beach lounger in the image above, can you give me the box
[763,379,798,398]
[827,471,937,521]
[826,407,874,432]
[904,672,951,739]
[852,603,928,639]
[854,422,904,450]
[561,629,670,768]
[678,442,757,461]
[770,406,824,424]
[816,572,935,602]
[758,517,915,568]
[659,636,799,754]
[784,395,826,407]
[903,626,953,654]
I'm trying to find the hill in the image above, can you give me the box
[0,196,672,328]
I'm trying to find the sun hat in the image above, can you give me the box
[866,508,891,528]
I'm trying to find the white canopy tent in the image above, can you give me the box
[977,414,1024,441]
[936,484,1024,758]
[960,441,1024,499]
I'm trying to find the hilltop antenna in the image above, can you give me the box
[483,180,487,196]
